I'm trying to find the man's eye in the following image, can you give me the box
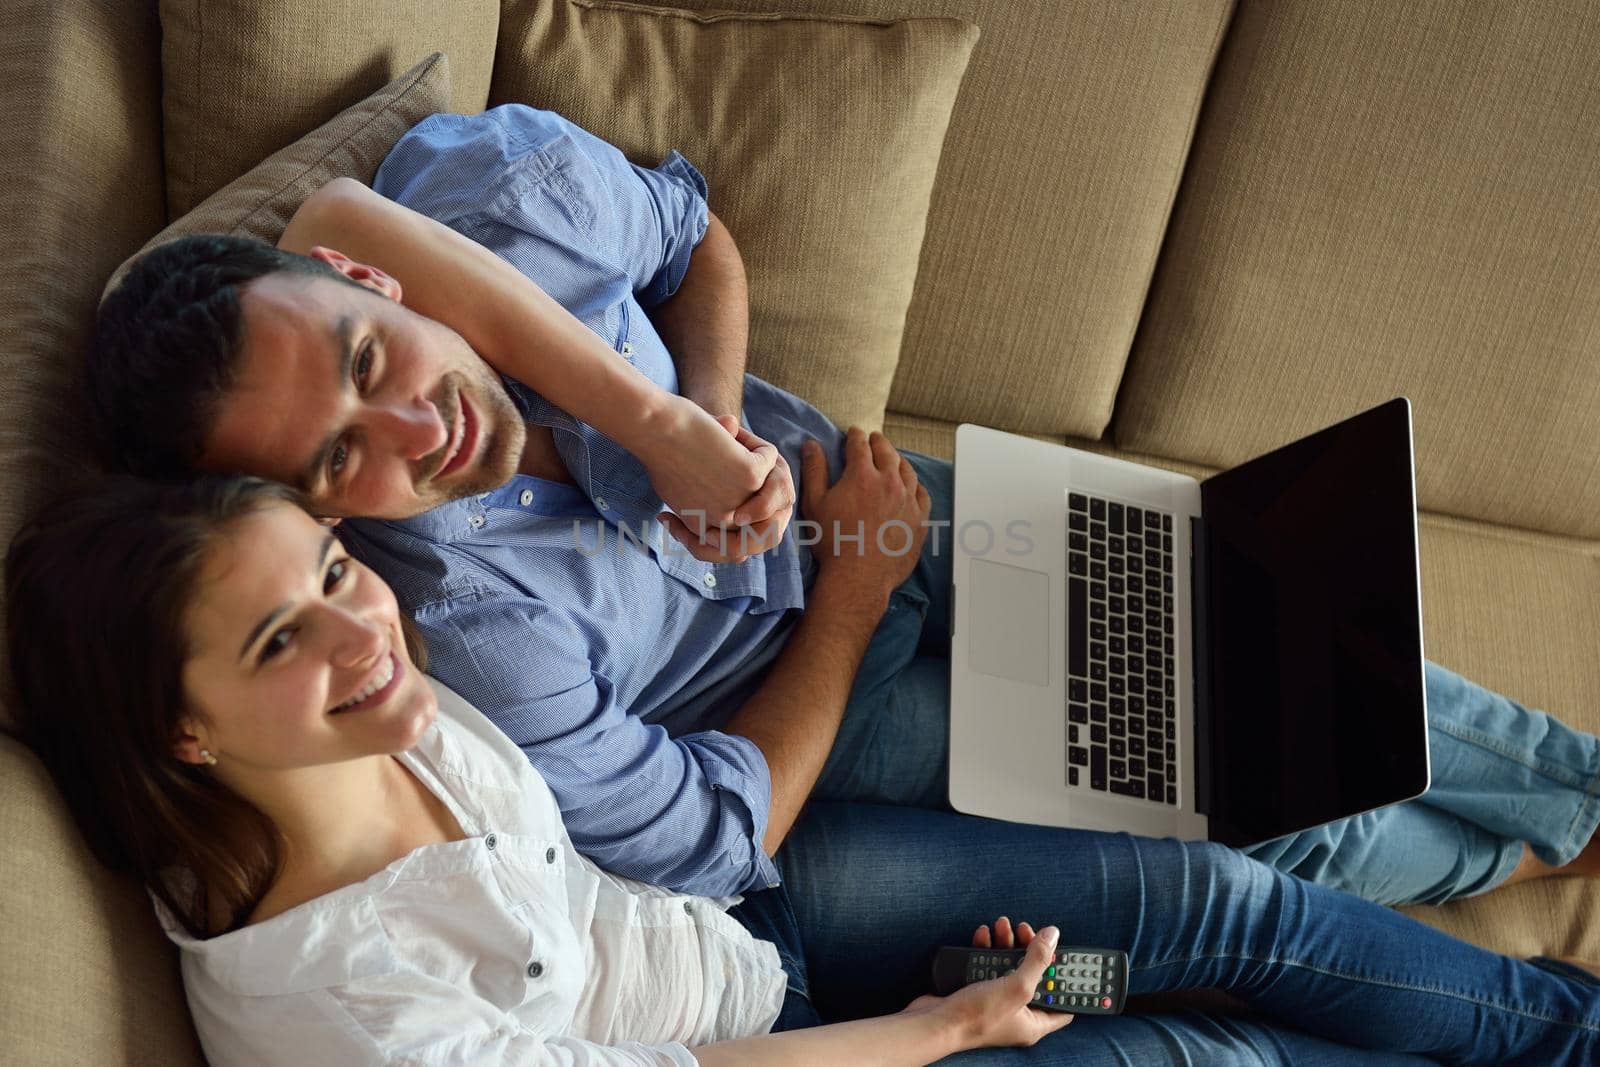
[325,559,348,593]
[329,442,349,477]
[355,343,374,390]
[261,628,294,663]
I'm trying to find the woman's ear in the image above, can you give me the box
[304,245,404,303]
[171,719,214,766]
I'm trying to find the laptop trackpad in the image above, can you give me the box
[966,558,1050,687]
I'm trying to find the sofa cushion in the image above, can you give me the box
[665,0,1234,440]
[103,53,450,300]
[1111,0,1600,539]
[0,734,203,1064]
[159,0,498,218]
[491,0,978,432]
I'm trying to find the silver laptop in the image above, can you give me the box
[948,397,1431,846]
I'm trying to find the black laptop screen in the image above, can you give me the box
[1196,397,1430,848]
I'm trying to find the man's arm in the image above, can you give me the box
[644,210,749,422]
[723,429,932,852]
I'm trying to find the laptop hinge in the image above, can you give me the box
[1189,515,1215,816]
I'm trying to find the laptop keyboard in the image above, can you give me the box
[1066,492,1179,806]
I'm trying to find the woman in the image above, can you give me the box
[7,476,1600,1065]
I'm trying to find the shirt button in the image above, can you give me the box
[527,961,544,979]
[519,489,534,506]
[703,573,717,588]
[683,902,694,914]
[484,833,497,851]
[545,847,556,864]
[594,496,609,511]
[468,514,485,530]
[621,342,634,357]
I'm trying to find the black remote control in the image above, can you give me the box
[931,944,1128,1014]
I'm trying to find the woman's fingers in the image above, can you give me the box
[869,429,898,472]
[1016,922,1035,945]
[972,924,992,948]
[994,916,1014,948]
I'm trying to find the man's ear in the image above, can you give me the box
[305,245,404,303]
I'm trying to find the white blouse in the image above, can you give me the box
[154,679,788,1066]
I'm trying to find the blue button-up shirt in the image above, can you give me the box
[343,105,845,896]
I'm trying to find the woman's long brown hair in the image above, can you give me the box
[5,475,423,937]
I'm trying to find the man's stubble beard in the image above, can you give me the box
[418,361,527,510]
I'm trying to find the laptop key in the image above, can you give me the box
[1167,786,1177,804]
[1109,778,1144,800]
[1091,703,1108,723]
[1090,641,1106,661]
[1163,574,1172,593]
[1090,498,1106,521]
[1069,725,1081,745]
[1091,724,1107,744]
[1070,679,1087,702]
[1070,511,1087,531]
[1109,615,1124,636]
[1109,575,1125,594]
[1091,521,1106,541]
[1130,694,1144,715]
[1070,493,1088,513]
[1069,704,1088,723]
[1069,766,1080,786]
[1091,621,1107,641]
[1090,542,1106,561]
[1109,636,1124,655]
[1092,561,1107,580]
[1092,746,1108,790]
[1091,682,1107,702]
[1110,738,1125,759]
[1109,502,1123,533]
[1107,557,1122,576]
[1149,772,1165,797]
[1127,510,1142,535]
[1069,554,1087,576]
[1109,758,1126,779]
[1070,532,1087,552]
[1110,719,1126,739]
[1162,514,1172,532]
[1069,746,1088,766]
[1108,655,1124,675]
[1128,758,1145,779]
[1090,662,1106,682]
[1128,736,1144,758]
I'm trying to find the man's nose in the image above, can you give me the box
[371,399,448,461]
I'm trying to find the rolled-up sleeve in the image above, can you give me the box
[414,592,780,897]
[374,104,710,309]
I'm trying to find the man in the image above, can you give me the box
[93,106,1600,942]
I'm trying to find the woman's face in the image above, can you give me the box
[179,502,436,772]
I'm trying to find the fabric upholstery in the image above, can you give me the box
[104,53,452,300]
[0,735,204,1064]
[0,0,169,736]
[1112,0,1600,540]
[490,0,978,432]
[159,0,498,218]
[664,0,1236,439]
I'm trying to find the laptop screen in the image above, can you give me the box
[1195,397,1430,847]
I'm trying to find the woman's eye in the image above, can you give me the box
[324,559,348,593]
[261,628,294,663]
[355,343,374,390]
[329,441,349,477]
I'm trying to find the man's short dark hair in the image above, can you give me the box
[87,234,355,479]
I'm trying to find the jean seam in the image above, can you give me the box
[1433,717,1600,794]
[1132,955,1600,1032]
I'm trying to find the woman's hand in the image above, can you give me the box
[798,427,931,598]
[648,401,796,561]
[901,918,1073,1053]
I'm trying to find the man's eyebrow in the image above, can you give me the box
[296,313,358,492]
[237,532,339,663]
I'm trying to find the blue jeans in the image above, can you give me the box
[814,451,1600,908]
[734,802,1600,1064]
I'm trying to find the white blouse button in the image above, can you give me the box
[468,515,485,530]
[484,833,497,851]
[519,489,534,506]
[703,573,717,588]
[594,496,609,511]
[683,902,694,914]
[545,847,557,864]
[527,961,544,979]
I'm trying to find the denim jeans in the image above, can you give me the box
[813,451,1600,908]
[733,802,1600,1064]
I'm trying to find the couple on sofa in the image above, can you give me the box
[11,104,1600,1064]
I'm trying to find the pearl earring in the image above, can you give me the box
[200,749,217,766]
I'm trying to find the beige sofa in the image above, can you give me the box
[4,0,1599,1060]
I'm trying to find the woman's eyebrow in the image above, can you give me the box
[236,532,339,662]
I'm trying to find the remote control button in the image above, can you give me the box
[1045,965,1054,978]
[1102,997,1113,1009]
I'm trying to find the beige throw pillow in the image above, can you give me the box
[492,0,980,432]
[159,0,497,218]
[104,53,450,301]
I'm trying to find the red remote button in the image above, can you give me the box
[1101,997,1112,1008]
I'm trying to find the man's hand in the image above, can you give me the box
[656,413,795,564]
[799,427,931,598]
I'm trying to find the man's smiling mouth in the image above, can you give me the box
[434,391,478,480]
